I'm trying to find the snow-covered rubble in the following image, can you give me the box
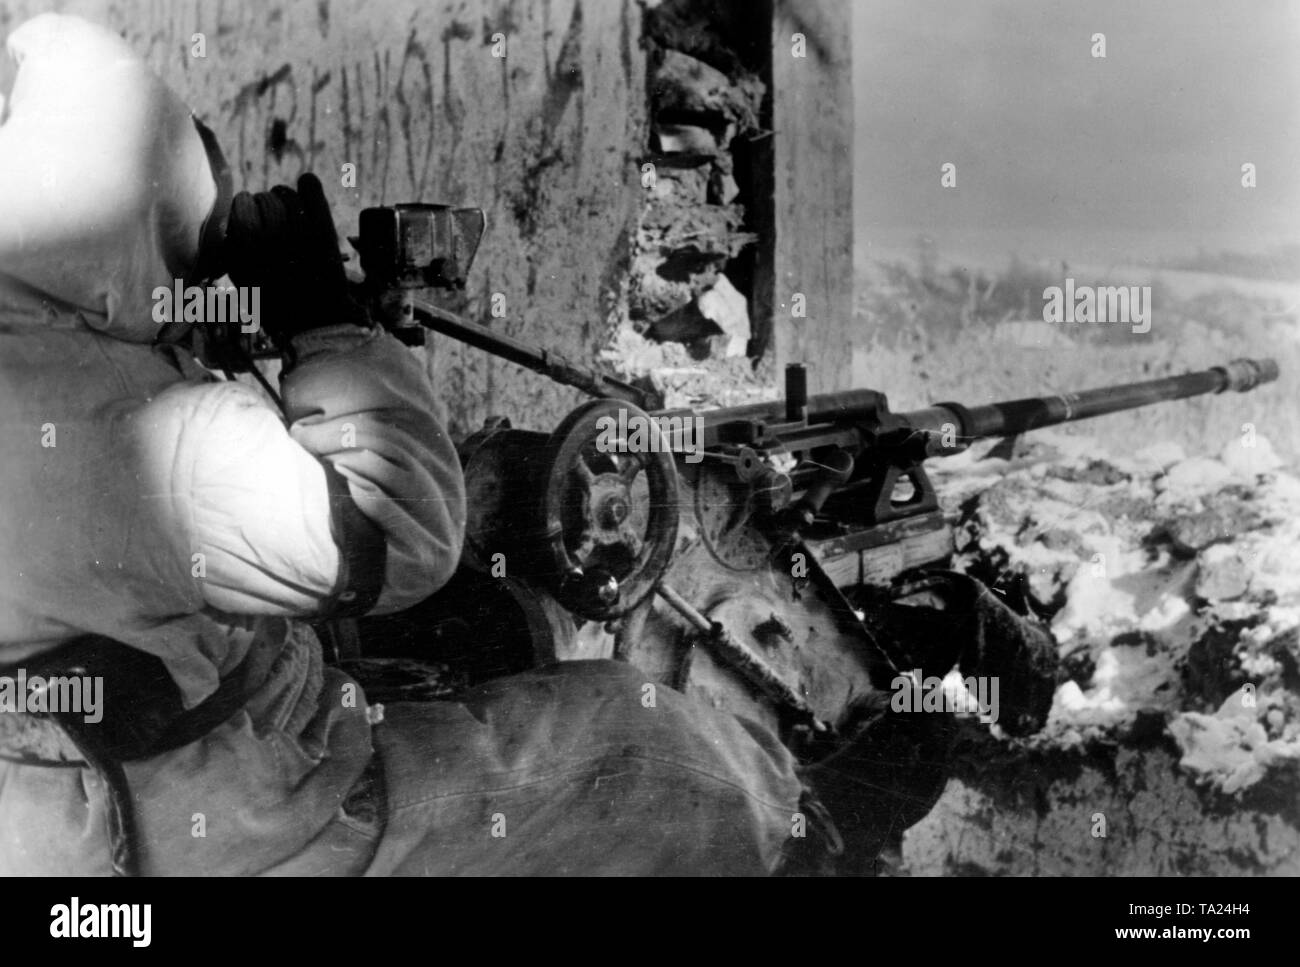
[934,428,1300,795]
[901,429,1300,875]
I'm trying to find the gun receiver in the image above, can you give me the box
[652,358,1278,588]
[654,357,1278,453]
[352,199,1279,611]
[348,198,1282,734]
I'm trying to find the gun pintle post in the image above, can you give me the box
[786,364,808,423]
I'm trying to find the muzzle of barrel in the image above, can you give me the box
[1216,358,1279,393]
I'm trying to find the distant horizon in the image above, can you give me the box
[856,223,1300,271]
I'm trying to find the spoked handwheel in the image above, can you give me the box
[538,399,679,620]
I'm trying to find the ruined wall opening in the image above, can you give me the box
[611,0,777,410]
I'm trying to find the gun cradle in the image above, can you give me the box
[617,457,916,741]
[340,200,1279,754]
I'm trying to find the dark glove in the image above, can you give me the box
[878,570,1060,736]
[225,172,369,348]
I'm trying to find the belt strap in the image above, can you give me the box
[0,637,257,763]
[1,636,263,878]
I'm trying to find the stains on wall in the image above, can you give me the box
[4,0,646,434]
[2,0,854,419]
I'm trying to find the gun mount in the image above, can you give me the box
[348,201,1280,745]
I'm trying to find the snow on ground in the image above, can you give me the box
[899,429,1299,875]
[933,427,1300,794]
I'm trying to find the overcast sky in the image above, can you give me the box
[852,0,1300,258]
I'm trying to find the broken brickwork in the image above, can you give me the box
[4,0,853,424]
[605,0,777,410]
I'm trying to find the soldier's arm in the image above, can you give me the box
[130,327,465,618]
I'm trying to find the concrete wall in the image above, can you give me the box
[0,0,856,423]
[772,0,855,394]
[3,0,647,434]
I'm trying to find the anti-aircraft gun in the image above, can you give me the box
[339,203,1280,747]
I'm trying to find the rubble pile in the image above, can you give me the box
[604,0,770,409]
[904,429,1300,875]
[599,326,778,410]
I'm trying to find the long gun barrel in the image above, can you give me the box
[651,358,1278,456]
[647,356,1279,536]
[393,294,1277,461]
[394,290,1280,598]
[896,357,1278,444]
[360,205,1282,616]
[359,205,1276,456]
